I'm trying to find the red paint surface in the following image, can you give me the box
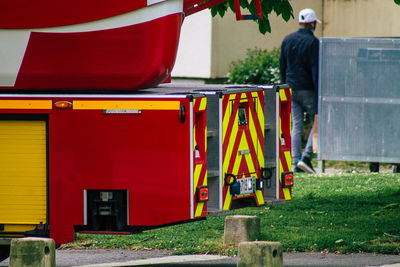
[0,0,148,29]
[278,87,292,200]
[48,98,192,244]
[193,100,207,217]
[221,92,264,209]
[4,13,182,91]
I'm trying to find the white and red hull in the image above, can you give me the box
[0,0,183,90]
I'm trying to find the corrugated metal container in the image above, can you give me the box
[319,37,400,163]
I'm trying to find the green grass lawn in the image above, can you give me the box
[62,173,400,255]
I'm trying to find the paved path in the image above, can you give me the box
[1,249,399,266]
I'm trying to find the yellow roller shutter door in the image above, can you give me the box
[0,120,47,233]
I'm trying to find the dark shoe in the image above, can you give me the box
[297,157,317,174]
[293,166,304,173]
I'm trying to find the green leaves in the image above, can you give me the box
[258,18,271,34]
[210,0,293,34]
[280,1,293,21]
[395,0,400,5]
[210,2,228,17]
[226,47,281,84]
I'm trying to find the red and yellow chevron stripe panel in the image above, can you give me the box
[221,91,264,210]
[193,97,208,218]
[278,87,293,201]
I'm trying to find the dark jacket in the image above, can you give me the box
[280,28,319,92]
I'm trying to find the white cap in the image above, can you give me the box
[299,8,321,23]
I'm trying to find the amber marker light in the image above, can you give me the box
[196,186,209,202]
[281,172,294,188]
[54,101,72,109]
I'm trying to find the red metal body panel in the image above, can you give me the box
[48,98,191,244]
[9,14,182,90]
[0,0,183,91]
[278,87,293,200]
[192,97,207,218]
[0,95,204,244]
[0,0,148,29]
[0,0,220,29]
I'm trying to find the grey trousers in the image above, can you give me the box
[291,90,317,165]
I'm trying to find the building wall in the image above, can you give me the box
[172,10,213,78]
[173,0,400,80]
[210,0,322,78]
[323,0,400,37]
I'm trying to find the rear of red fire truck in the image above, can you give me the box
[0,0,214,257]
[0,0,292,261]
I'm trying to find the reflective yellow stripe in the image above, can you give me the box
[248,108,260,172]
[194,164,202,192]
[279,89,287,101]
[199,98,207,111]
[256,187,265,205]
[279,158,292,201]
[283,156,292,200]
[279,88,293,201]
[255,92,265,207]
[285,151,292,172]
[203,170,208,186]
[283,188,291,200]
[222,98,231,148]
[0,120,47,229]
[0,100,52,109]
[73,100,180,110]
[228,133,244,178]
[223,109,238,174]
[279,107,291,200]
[194,98,207,218]
[204,126,207,152]
[223,188,232,210]
[239,135,255,173]
[257,140,264,169]
[194,173,207,217]
[257,97,265,169]
[195,202,204,217]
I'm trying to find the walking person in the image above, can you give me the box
[279,8,320,174]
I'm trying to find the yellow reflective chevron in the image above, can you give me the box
[193,97,207,218]
[199,98,207,111]
[222,90,265,209]
[194,164,202,192]
[279,90,287,101]
[278,87,293,201]
[285,151,292,171]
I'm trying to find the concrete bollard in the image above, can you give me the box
[9,237,56,267]
[237,241,283,267]
[224,215,260,247]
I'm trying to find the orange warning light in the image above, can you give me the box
[54,101,72,109]
[281,172,294,188]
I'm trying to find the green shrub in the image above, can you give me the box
[226,48,281,85]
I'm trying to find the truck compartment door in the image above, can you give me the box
[0,119,47,236]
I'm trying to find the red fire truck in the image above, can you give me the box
[0,0,292,261]
[0,85,292,260]
[0,91,208,243]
